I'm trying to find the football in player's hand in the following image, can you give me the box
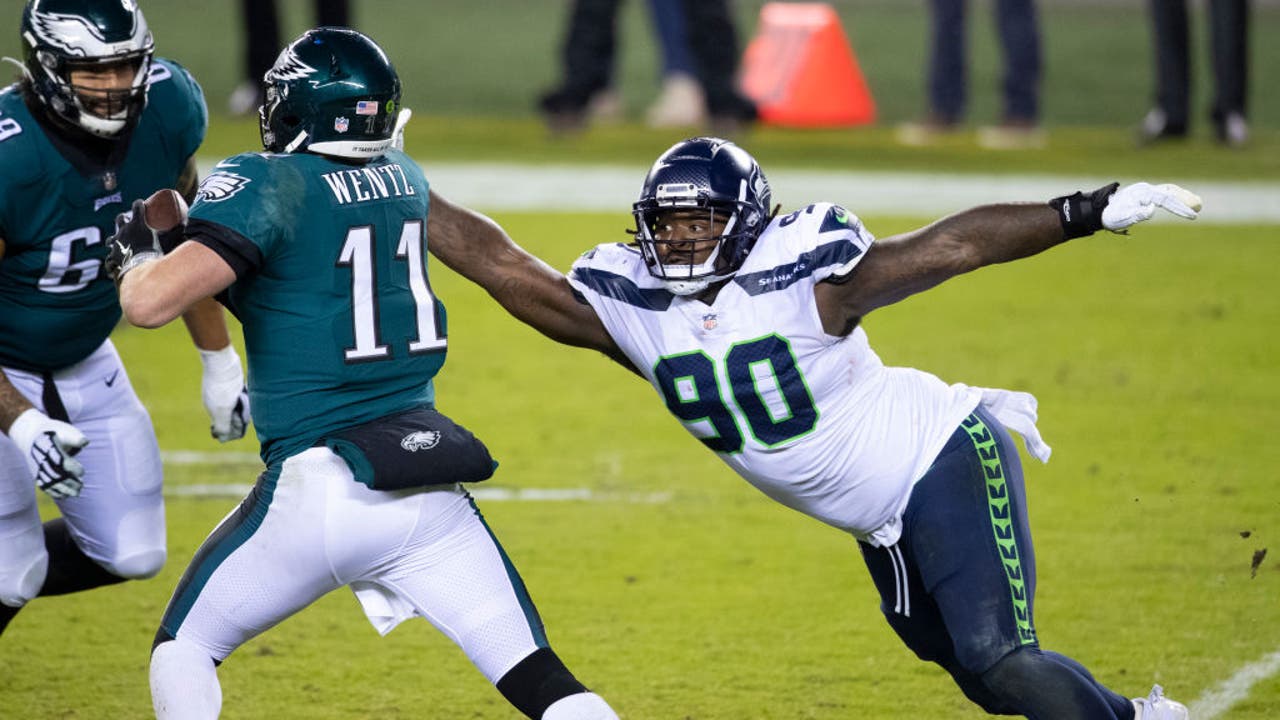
[143,188,188,232]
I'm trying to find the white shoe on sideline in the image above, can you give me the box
[646,72,707,128]
[1132,684,1189,720]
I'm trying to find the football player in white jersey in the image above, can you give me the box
[426,137,1201,719]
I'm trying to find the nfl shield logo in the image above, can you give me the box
[334,117,350,133]
[702,313,718,330]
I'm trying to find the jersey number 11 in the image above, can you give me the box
[337,219,445,362]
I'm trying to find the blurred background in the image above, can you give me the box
[2,0,1276,177]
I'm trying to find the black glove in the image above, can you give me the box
[105,200,165,282]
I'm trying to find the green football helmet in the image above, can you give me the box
[259,27,401,159]
[19,0,155,137]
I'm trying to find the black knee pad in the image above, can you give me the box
[978,646,1048,715]
[496,647,588,719]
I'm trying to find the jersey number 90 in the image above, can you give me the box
[654,334,818,453]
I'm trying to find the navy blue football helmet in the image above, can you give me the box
[259,27,401,159]
[19,0,154,137]
[633,137,773,295]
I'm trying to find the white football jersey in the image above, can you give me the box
[569,203,991,546]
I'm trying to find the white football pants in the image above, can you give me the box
[0,339,165,605]
[153,447,548,717]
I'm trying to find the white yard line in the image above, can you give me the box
[164,482,671,504]
[1190,648,1280,719]
[161,449,670,502]
[198,161,1280,224]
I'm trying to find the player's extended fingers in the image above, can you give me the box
[1152,184,1203,218]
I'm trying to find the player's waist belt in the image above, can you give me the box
[318,406,497,491]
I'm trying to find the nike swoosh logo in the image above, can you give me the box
[105,371,119,387]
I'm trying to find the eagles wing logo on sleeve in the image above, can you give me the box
[195,172,251,203]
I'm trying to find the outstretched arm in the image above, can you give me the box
[426,190,630,366]
[817,182,1201,331]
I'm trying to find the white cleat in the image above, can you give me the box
[1132,684,1189,720]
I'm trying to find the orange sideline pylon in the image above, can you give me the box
[738,2,876,127]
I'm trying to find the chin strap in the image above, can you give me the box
[283,129,308,153]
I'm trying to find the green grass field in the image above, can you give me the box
[3,219,1277,718]
[1,0,1278,717]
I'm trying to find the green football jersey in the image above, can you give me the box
[188,149,447,465]
[0,59,207,371]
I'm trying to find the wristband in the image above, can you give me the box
[198,345,242,381]
[1048,182,1119,240]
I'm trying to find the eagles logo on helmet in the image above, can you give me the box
[258,27,401,159]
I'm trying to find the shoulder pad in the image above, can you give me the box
[144,58,208,157]
[0,87,49,205]
[192,153,268,207]
[571,241,645,273]
[738,202,874,288]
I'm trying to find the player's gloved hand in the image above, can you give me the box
[200,346,251,442]
[1101,182,1203,232]
[105,199,164,282]
[7,408,89,499]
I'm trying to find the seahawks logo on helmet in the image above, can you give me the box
[400,431,441,452]
[265,45,317,83]
[196,172,251,203]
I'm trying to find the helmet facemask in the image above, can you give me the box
[54,54,151,136]
[635,199,758,296]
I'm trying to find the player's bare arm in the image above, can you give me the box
[176,156,200,203]
[168,159,235,349]
[0,371,35,432]
[118,241,236,329]
[816,182,1202,334]
[426,190,620,357]
[815,203,1063,332]
[0,239,34,431]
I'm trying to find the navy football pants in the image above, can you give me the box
[860,408,1134,718]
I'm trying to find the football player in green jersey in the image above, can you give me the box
[0,0,250,638]
[110,28,618,720]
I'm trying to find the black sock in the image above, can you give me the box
[496,647,588,719]
[0,601,19,636]
[38,518,126,596]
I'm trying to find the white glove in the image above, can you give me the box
[391,108,412,151]
[1101,182,1203,232]
[7,408,88,499]
[199,345,251,442]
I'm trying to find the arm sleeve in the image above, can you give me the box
[186,218,264,280]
